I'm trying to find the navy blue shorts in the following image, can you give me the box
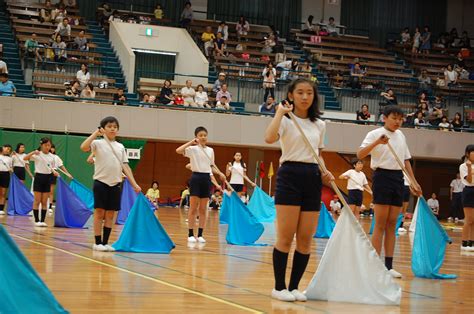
[462,186,474,208]
[348,189,363,206]
[13,167,26,181]
[403,185,410,202]
[93,180,121,211]
[189,172,211,198]
[372,169,403,207]
[50,174,58,185]
[34,173,51,193]
[0,171,10,188]
[275,162,322,212]
[230,184,244,192]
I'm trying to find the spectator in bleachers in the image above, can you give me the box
[76,63,90,88]
[64,0,77,8]
[201,26,215,57]
[40,0,54,23]
[435,32,449,51]
[216,95,231,110]
[0,59,7,74]
[212,72,226,94]
[438,116,452,131]
[181,80,196,107]
[302,15,318,34]
[455,52,466,69]
[420,26,431,54]
[457,66,470,80]
[141,93,150,104]
[418,92,430,108]
[52,2,68,24]
[174,93,184,105]
[99,3,113,26]
[74,30,88,52]
[277,59,298,81]
[80,83,96,101]
[195,84,210,108]
[412,26,421,55]
[159,80,174,105]
[236,16,250,38]
[414,111,430,128]
[218,21,229,41]
[417,69,432,94]
[65,80,80,100]
[432,95,445,124]
[457,31,471,49]
[451,112,463,131]
[326,17,338,36]
[380,88,398,105]
[444,64,458,86]
[154,4,164,20]
[179,1,193,28]
[216,83,232,102]
[447,28,459,47]
[261,33,276,54]
[0,73,16,96]
[400,27,411,45]
[350,62,364,97]
[24,33,42,66]
[262,61,276,102]
[52,34,67,72]
[214,32,226,57]
[113,87,127,105]
[259,95,276,115]
[356,104,370,122]
[298,60,313,79]
[55,18,71,41]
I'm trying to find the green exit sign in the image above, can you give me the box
[145,28,153,37]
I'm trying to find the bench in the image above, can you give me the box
[292,30,376,46]
[34,82,117,99]
[7,1,80,14]
[11,17,88,31]
[32,71,115,86]
[14,25,94,39]
[309,48,396,63]
[300,39,387,54]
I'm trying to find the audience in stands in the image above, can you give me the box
[80,83,96,101]
[457,31,471,49]
[159,80,174,105]
[298,60,312,79]
[400,27,410,44]
[260,95,276,115]
[154,4,164,20]
[455,52,466,70]
[380,89,398,105]
[218,21,229,41]
[201,26,215,57]
[52,34,67,72]
[302,15,318,34]
[40,0,54,23]
[213,32,226,57]
[261,33,276,53]
[451,112,463,131]
[418,92,429,108]
[141,93,150,104]
[420,26,431,54]
[55,18,71,41]
[65,80,80,100]
[349,62,365,97]
[444,64,458,86]
[74,31,88,52]
[76,63,90,88]
[195,84,210,108]
[24,33,42,66]
[438,116,451,131]
[174,93,184,105]
[447,28,458,48]
[181,80,196,107]
[113,88,127,105]
[412,26,421,55]
[53,2,68,24]
[262,61,276,102]
[216,95,230,110]
[0,59,7,74]
[212,72,226,94]
[326,17,338,36]
[236,16,250,38]
[414,111,430,128]
[277,59,298,81]
[216,83,232,102]
[179,1,193,28]
[356,104,370,122]
[99,3,113,27]
[0,73,15,96]
[417,69,432,94]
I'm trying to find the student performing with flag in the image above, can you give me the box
[459,145,474,252]
[225,151,256,200]
[0,144,13,216]
[11,143,33,184]
[339,158,372,217]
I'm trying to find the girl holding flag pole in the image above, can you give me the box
[226,152,256,199]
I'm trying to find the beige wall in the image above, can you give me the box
[109,21,209,92]
[301,0,342,26]
[446,0,474,36]
[0,97,472,160]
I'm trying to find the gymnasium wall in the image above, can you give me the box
[301,0,342,26]
[109,21,209,92]
[446,0,474,36]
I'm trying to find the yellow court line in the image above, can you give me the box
[11,234,264,314]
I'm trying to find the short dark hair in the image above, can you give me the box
[220,95,228,99]
[0,73,8,79]
[383,105,404,117]
[2,144,11,149]
[465,145,474,157]
[351,158,362,166]
[151,180,159,188]
[15,143,25,153]
[100,116,120,129]
[194,126,208,136]
[329,17,334,21]
[287,78,321,122]
[39,137,51,146]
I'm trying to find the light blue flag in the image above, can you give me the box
[314,203,336,238]
[412,197,457,279]
[226,191,265,246]
[113,193,175,253]
[116,178,137,225]
[69,179,94,210]
[0,225,69,313]
[7,173,33,216]
[247,186,276,223]
[369,213,404,236]
[54,177,92,228]
[219,191,231,224]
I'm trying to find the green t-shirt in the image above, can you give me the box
[25,39,39,52]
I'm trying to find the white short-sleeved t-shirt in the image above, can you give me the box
[278,115,326,164]
[229,162,245,184]
[360,127,411,170]
[185,145,214,174]
[31,152,55,174]
[450,179,464,193]
[459,163,474,187]
[52,154,64,169]
[0,155,12,172]
[91,139,128,186]
[341,169,368,191]
[427,198,439,209]
[12,153,28,168]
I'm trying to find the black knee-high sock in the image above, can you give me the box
[385,257,393,270]
[0,204,4,211]
[188,229,194,237]
[273,248,289,291]
[40,209,47,222]
[95,235,102,245]
[469,240,473,247]
[399,219,404,229]
[198,228,203,237]
[288,251,311,291]
[33,209,39,222]
[102,227,112,245]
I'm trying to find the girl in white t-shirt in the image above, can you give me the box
[48,144,73,213]
[264,78,334,302]
[339,158,371,217]
[0,144,13,215]
[225,152,256,199]
[12,143,33,183]
[24,138,59,227]
[460,144,474,252]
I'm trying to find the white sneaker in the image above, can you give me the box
[187,236,197,243]
[290,289,307,302]
[104,244,115,252]
[92,244,107,251]
[398,228,407,233]
[447,217,453,222]
[197,236,206,243]
[271,289,296,302]
[40,222,48,227]
[455,218,459,223]
[34,221,42,227]
[48,208,53,214]
[388,269,403,278]
[0,210,5,215]
[461,245,474,252]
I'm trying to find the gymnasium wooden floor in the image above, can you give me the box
[1,208,473,313]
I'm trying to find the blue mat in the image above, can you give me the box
[69,179,94,210]
[54,177,92,228]
[7,173,33,216]
[314,203,335,238]
[247,186,276,223]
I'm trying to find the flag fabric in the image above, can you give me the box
[113,193,175,253]
[116,178,138,225]
[411,197,457,279]
[314,203,335,238]
[254,161,260,182]
[7,173,33,216]
[0,225,69,313]
[247,186,276,223]
[409,198,419,233]
[267,162,274,179]
[305,208,401,305]
[226,191,265,246]
[54,177,93,228]
[259,161,265,179]
[69,179,94,210]
[369,213,404,236]
[219,191,231,224]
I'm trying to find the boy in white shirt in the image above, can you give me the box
[80,116,141,252]
[216,95,231,110]
[427,193,440,217]
[358,105,422,278]
[459,145,474,251]
[449,173,464,222]
[339,158,372,217]
[0,144,13,215]
[181,79,196,107]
